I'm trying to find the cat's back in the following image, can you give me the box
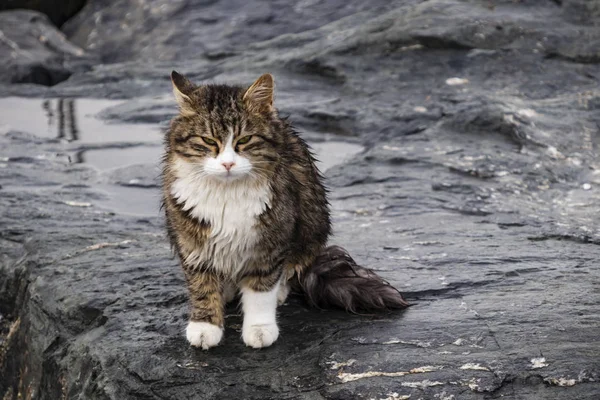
[276,124,324,187]
[270,124,331,262]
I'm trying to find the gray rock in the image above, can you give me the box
[1,0,600,399]
[62,0,394,63]
[0,10,92,86]
[0,0,87,27]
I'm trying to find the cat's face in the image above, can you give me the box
[168,73,279,182]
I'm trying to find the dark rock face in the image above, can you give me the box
[0,11,93,86]
[0,0,87,27]
[1,1,600,399]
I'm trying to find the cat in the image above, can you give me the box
[162,71,408,349]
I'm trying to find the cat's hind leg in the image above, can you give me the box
[223,280,237,304]
[277,267,296,305]
[277,280,290,305]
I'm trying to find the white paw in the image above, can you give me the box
[277,282,290,305]
[242,323,279,348]
[186,321,223,350]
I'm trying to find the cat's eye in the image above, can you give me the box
[201,136,217,146]
[237,136,252,145]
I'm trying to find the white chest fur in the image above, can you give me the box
[170,159,272,275]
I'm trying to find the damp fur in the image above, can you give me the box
[161,71,408,348]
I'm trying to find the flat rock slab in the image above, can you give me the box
[1,1,600,399]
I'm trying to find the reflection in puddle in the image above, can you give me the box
[1,97,363,216]
[0,97,161,144]
[0,97,162,166]
[44,98,80,142]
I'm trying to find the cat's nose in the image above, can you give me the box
[222,162,235,171]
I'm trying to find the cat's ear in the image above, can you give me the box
[243,73,274,114]
[171,71,196,116]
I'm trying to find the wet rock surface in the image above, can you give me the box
[1,0,600,399]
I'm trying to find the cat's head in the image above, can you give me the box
[168,71,281,182]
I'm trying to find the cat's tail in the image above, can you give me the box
[295,245,410,312]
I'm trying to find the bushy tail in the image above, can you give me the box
[296,246,410,312]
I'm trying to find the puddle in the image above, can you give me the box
[0,97,161,144]
[0,97,363,216]
[84,146,163,171]
[94,184,164,217]
[310,142,363,172]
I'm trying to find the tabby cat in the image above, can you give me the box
[162,72,408,349]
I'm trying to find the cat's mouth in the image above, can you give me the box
[207,169,250,182]
[223,170,237,180]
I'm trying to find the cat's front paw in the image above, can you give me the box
[242,323,279,348]
[186,321,223,350]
